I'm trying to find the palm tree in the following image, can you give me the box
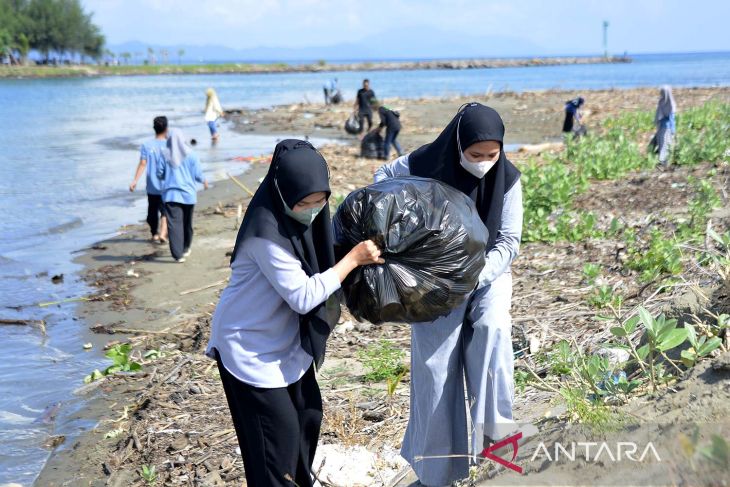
[177,48,185,65]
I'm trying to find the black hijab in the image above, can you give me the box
[408,102,520,250]
[230,139,340,369]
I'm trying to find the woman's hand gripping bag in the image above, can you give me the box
[333,176,488,324]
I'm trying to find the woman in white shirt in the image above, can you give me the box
[206,139,382,487]
[374,103,523,487]
[204,88,224,141]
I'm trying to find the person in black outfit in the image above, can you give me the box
[375,105,403,159]
[562,96,586,138]
[354,79,376,133]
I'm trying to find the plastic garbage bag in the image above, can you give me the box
[360,131,384,159]
[344,112,361,135]
[333,176,488,324]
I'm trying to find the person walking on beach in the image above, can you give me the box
[653,85,677,167]
[374,103,524,486]
[157,129,208,263]
[354,79,376,134]
[206,139,383,486]
[129,116,169,244]
[204,88,224,141]
[375,105,403,159]
[562,96,586,139]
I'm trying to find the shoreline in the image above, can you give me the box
[33,85,730,486]
[33,165,270,487]
[0,55,630,79]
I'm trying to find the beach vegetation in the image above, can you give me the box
[84,343,142,383]
[140,464,157,485]
[357,340,407,383]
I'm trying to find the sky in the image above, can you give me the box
[83,0,730,56]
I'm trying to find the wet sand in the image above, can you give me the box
[34,85,730,486]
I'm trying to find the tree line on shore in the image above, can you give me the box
[0,0,104,64]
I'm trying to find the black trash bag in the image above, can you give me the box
[360,131,384,159]
[330,91,342,104]
[344,112,361,135]
[333,176,489,324]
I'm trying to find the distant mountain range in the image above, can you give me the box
[108,26,557,63]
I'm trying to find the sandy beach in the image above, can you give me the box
[34,86,730,486]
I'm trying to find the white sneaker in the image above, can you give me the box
[182,248,192,258]
[176,257,186,263]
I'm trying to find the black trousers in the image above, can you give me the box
[146,194,164,236]
[215,350,323,487]
[358,111,372,132]
[164,202,194,260]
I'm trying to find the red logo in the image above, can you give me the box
[480,432,523,473]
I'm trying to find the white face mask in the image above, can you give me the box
[457,118,499,179]
[459,151,498,178]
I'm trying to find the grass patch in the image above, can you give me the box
[357,340,408,382]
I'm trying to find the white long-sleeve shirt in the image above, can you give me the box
[205,237,341,387]
[374,154,523,286]
[204,98,223,122]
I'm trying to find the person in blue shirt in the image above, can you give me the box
[157,128,208,263]
[129,116,169,243]
[322,77,339,105]
[653,85,677,167]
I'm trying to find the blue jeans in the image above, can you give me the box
[383,128,403,159]
[207,120,218,136]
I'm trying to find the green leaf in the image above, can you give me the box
[83,369,105,383]
[104,365,121,375]
[698,337,722,356]
[638,307,655,334]
[658,328,688,351]
[657,318,679,342]
[128,362,142,371]
[610,326,627,337]
[625,315,640,334]
[637,344,650,361]
[680,349,697,367]
[685,323,698,348]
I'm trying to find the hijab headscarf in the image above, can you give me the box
[165,128,191,168]
[567,97,585,109]
[655,85,676,124]
[230,139,340,369]
[408,102,520,250]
